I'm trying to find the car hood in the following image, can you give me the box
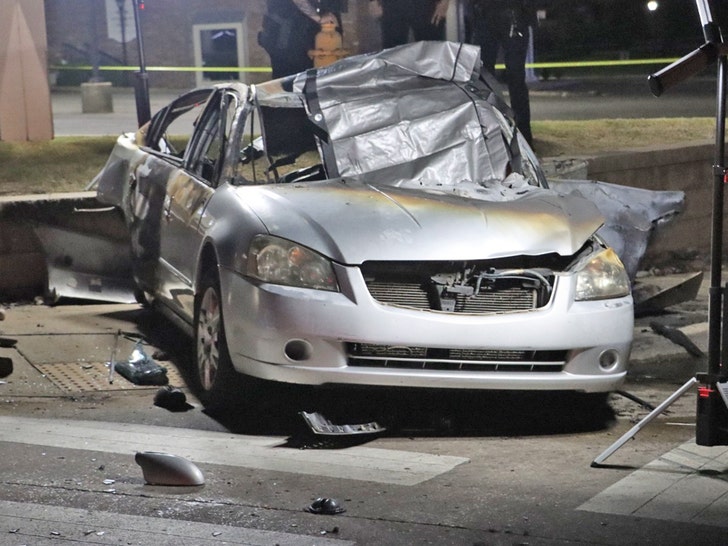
[238,180,603,264]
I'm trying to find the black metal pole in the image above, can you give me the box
[647,0,728,446]
[132,0,151,126]
[707,54,726,379]
[89,0,102,82]
[693,0,728,446]
[116,0,128,66]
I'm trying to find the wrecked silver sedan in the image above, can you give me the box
[91,42,633,407]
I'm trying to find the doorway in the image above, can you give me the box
[193,23,246,87]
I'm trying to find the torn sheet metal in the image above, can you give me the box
[305,497,346,515]
[34,221,137,304]
[300,411,386,436]
[650,320,705,357]
[549,179,685,280]
[634,270,704,315]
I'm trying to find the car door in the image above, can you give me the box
[156,89,239,321]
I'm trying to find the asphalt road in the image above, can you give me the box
[529,74,718,121]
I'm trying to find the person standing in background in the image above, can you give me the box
[469,0,537,144]
[370,0,450,49]
[259,0,344,79]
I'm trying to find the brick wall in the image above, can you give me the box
[45,0,376,89]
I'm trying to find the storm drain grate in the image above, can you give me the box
[34,361,185,393]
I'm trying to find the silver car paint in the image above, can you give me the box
[89,41,634,393]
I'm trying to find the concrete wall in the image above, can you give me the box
[585,141,715,272]
[0,143,719,301]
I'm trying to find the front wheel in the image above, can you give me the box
[194,269,239,409]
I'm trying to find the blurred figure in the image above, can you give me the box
[259,0,344,78]
[469,0,537,144]
[309,12,349,67]
[370,0,450,49]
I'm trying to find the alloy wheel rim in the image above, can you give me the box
[197,286,221,392]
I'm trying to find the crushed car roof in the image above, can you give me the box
[257,42,525,197]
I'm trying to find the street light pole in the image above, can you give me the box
[132,0,151,126]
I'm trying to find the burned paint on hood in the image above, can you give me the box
[234,178,603,265]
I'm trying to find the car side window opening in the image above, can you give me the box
[184,91,238,185]
[143,89,214,159]
[235,103,324,185]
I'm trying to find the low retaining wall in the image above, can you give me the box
[0,142,718,300]
[586,141,714,271]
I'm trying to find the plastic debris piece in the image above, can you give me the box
[115,340,168,385]
[135,451,205,486]
[305,497,346,515]
[300,411,385,436]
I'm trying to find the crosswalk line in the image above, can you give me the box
[0,416,468,486]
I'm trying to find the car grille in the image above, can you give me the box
[347,343,567,372]
[360,259,563,314]
[366,282,537,312]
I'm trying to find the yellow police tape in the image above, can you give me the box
[52,65,273,72]
[51,57,681,73]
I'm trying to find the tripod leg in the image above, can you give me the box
[591,377,698,467]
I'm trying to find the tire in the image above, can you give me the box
[194,268,240,410]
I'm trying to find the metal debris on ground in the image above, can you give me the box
[633,271,704,315]
[300,411,385,436]
[305,497,346,515]
[650,321,705,357]
[153,385,190,412]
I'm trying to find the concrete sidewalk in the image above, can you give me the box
[51,86,182,137]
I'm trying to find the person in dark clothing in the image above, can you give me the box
[372,0,450,49]
[259,0,344,79]
[469,0,537,144]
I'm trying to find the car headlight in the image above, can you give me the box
[574,248,630,301]
[247,235,339,291]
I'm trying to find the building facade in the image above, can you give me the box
[44,0,384,88]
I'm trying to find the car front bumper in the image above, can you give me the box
[220,264,633,393]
